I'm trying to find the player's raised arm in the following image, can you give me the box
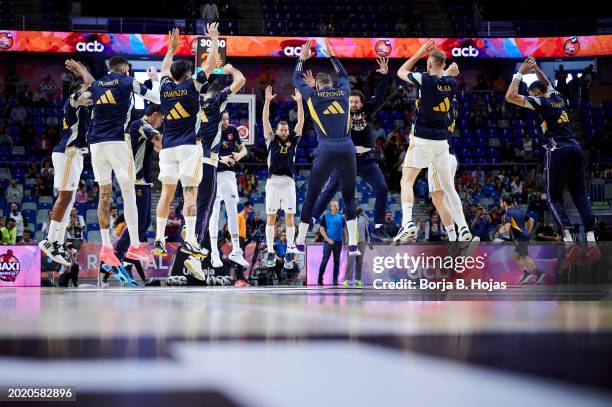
[201,22,219,79]
[292,41,316,99]
[367,57,390,112]
[223,63,246,94]
[292,89,304,136]
[324,39,349,93]
[504,58,536,108]
[65,59,95,87]
[160,28,180,78]
[531,57,555,94]
[262,85,276,140]
[397,39,435,84]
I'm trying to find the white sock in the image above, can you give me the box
[297,222,309,245]
[286,225,295,246]
[265,225,275,253]
[58,220,69,243]
[445,224,457,241]
[156,217,167,241]
[347,218,357,246]
[101,229,111,247]
[47,220,61,242]
[563,229,573,243]
[126,223,140,248]
[184,216,197,245]
[402,203,413,226]
[586,231,595,242]
[231,236,240,251]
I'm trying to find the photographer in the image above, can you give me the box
[471,205,492,241]
[65,207,85,249]
[58,241,79,287]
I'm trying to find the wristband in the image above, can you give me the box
[513,73,523,81]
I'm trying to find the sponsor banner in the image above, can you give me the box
[0,246,41,287]
[0,30,610,58]
[305,243,606,287]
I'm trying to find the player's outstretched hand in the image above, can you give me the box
[299,41,312,61]
[291,88,302,102]
[518,58,535,75]
[206,22,219,40]
[222,63,234,74]
[265,85,277,101]
[147,66,159,82]
[64,59,81,74]
[168,28,180,52]
[446,62,459,77]
[323,38,335,57]
[417,39,436,56]
[376,57,389,74]
[303,70,316,87]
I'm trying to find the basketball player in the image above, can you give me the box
[500,195,544,285]
[153,26,216,280]
[208,111,249,268]
[291,40,359,256]
[393,40,472,243]
[114,104,164,275]
[310,58,390,240]
[39,60,93,265]
[194,64,246,267]
[262,86,304,268]
[505,56,600,266]
[88,46,161,267]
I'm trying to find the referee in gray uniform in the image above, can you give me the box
[341,208,372,288]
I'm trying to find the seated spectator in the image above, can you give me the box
[165,204,183,243]
[471,205,492,241]
[0,218,17,245]
[0,122,12,147]
[5,179,24,204]
[492,74,507,93]
[528,192,547,219]
[25,163,39,179]
[425,212,445,242]
[382,211,399,238]
[8,202,25,242]
[75,185,89,204]
[510,176,523,196]
[89,184,100,203]
[239,168,258,198]
[523,135,534,160]
[17,229,37,245]
[9,99,27,124]
[535,222,559,241]
[65,207,86,247]
[371,119,386,140]
[32,178,52,197]
[500,142,515,162]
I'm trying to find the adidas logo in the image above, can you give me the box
[432,97,450,112]
[323,101,345,115]
[96,90,116,105]
[166,102,191,120]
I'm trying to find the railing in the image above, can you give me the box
[1,14,610,37]
[2,15,240,35]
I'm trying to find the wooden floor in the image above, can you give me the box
[0,286,611,406]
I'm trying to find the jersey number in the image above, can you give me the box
[279,146,288,155]
[557,111,569,123]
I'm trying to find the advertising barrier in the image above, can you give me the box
[0,246,41,287]
[1,30,610,59]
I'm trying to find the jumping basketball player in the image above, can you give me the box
[393,40,472,243]
[39,60,93,265]
[262,86,304,268]
[292,39,359,256]
[505,56,600,266]
[208,111,249,268]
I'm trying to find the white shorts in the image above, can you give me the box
[265,175,296,214]
[428,154,458,193]
[52,150,84,191]
[158,144,203,187]
[90,141,135,185]
[402,136,450,170]
[216,171,239,203]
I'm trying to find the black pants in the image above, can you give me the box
[196,164,218,247]
[300,143,357,225]
[312,156,387,224]
[545,146,595,232]
[58,264,79,287]
[318,241,341,285]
